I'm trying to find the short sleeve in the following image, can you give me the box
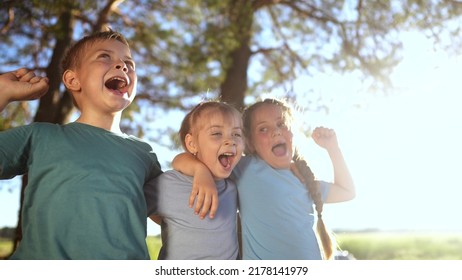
[318,180,331,202]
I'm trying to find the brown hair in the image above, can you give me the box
[61,30,129,74]
[179,101,242,152]
[293,154,335,259]
[243,98,336,259]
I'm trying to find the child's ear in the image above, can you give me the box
[185,133,197,155]
[62,70,81,91]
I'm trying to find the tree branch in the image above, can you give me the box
[252,0,283,10]
[251,46,281,55]
[94,0,126,31]
[1,2,14,34]
[280,0,342,25]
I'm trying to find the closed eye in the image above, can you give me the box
[125,60,135,71]
[97,53,111,59]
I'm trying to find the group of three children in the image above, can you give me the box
[0,30,354,260]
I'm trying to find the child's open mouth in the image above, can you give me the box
[105,76,129,94]
[272,143,287,157]
[218,152,235,168]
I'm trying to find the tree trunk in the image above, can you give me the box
[220,0,254,110]
[220,44,252,110]
[34,11,74,124]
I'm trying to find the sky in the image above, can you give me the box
[296,31,462,233]
[1,31,461,236]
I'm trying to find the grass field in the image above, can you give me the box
[335,231,462,260]
[1,232,461,260]
[0,238,13,260]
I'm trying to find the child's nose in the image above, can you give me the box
[272,127,282,137]
[224,138,236,146]
[115,60,128,72]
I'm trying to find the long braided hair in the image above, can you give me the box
[293,152,335,260]
[243,98,335,259]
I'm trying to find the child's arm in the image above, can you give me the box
[312,127,356,203]
[172,153,218,219]
[0,68,49,111]
[149,215,162,225]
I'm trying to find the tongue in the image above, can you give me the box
[105,79,127,91]
[219,155,230,168]
[272,144,286,157]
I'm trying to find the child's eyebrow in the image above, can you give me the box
[205,125,223,131]
[255,120,268,127]
[207,125,242,130]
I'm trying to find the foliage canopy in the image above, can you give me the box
[2,0,462,134]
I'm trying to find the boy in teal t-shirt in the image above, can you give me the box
[0,31,162,259]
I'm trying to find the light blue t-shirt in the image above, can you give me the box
[150,170,239,260]
[232,155,330,260]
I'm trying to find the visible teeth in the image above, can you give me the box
[105,77,127,90]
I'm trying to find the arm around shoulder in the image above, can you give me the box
[172,152,219,219]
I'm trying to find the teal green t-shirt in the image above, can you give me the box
[0,122,162,259]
